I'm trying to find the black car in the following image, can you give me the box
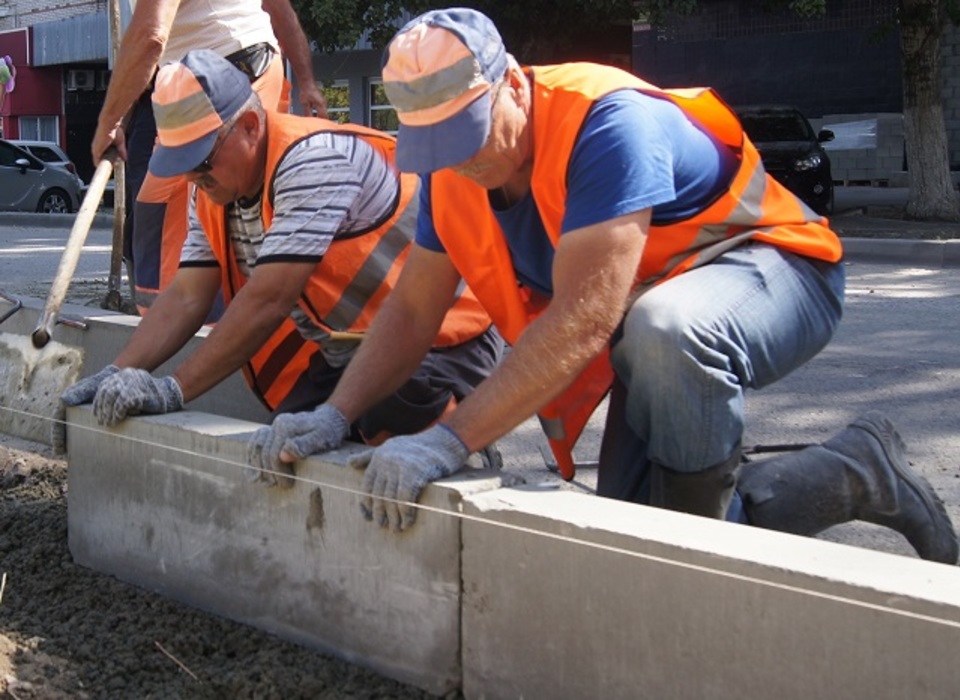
[735,105,835,216]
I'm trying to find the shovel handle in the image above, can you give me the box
[32,151,116,349]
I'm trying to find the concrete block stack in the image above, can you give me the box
[813,112,904,186]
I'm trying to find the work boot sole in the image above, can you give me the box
[850,411,959,565]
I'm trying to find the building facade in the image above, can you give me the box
[632,0,960,182]
[1,0,110,181]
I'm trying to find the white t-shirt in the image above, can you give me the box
[127,0,279,64]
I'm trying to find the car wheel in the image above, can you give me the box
[37,188,73,214]
[822,187,835,216]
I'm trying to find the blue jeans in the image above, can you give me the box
[597,242,845,516]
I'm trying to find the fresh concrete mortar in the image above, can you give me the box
[0,332,82,443]
[0,295,269,447]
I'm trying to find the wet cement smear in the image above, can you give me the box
[0,333,83,443]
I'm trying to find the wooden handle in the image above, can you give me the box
[328,331,365,342]
[32,154,116,348]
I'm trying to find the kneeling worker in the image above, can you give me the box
[61,49,502,485]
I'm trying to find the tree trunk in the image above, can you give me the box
[900,0,960,221]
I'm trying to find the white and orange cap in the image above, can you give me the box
[381,8,507,173]
[149,49,252,177]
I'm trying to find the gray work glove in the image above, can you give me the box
[91,368,184,426]
[61,364,121,406]
[349,424,469,532]
[245,404,350,488]
[53,364,121,453]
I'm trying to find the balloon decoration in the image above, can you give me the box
[0,55,15,114]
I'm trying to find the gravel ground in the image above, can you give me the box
[0,242,442,700]
[0,436,441,699]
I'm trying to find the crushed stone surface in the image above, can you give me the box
[0,436,442,700]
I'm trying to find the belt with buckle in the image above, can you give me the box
[225,42,276,82]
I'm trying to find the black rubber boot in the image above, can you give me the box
[739,411,959,564]
[649,447,741,519]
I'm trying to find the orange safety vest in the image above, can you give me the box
[196,112,491,410]
[431,63,843,480]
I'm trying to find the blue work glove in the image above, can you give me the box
[245,404,350,488]
[53,364,121,453]
[91,368,183,426]
[349,424,469,532]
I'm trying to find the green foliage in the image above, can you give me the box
[787,0,827,17]
[290,0,409,53]
[292,0,639,61]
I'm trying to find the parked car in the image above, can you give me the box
[0,138,82,213]
[7,139,86,195]
[735,105,835,215]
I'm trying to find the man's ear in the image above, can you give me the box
[238,108,263,138]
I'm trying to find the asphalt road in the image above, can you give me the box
[0,212,116,307]
[0,186,921,308]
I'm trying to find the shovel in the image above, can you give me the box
[0,151,116,445]
[32,150,116,348]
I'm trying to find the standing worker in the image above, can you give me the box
[246,8,958,565]
[93,0,328,314]
[64,50,501,478]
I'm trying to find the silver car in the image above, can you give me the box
[8,139,86,190]
[0,138,82,213]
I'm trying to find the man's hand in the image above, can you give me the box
[349,424,469,532]
[53,364,122,453]
[299,82,328,118]
[91,123,127,165]
[62,364,121,406]
[92,368,183,426]
[246,404,350,488]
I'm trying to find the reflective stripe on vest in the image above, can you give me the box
[432,62,842,479]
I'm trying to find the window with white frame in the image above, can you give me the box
[324,81,350,124]
[368,79,398,134]
[18,116,60,143]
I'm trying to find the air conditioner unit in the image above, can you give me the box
[66,69,95,91]
[96,70,111,91]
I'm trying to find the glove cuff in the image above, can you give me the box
[162,376,185,412]
[318,403,351,441]
[431,423,470,463]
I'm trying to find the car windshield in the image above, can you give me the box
[26,146,62,163]
[739,111,815,142]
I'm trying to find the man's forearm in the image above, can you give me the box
[98,32,163,134]
[112,281,211,373]
[329,298,438,423]
[170,262,314,402]
[262,0,314,88]
[95,0,180,160]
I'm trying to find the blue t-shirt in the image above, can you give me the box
[415,89,738,296]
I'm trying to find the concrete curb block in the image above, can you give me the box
[66,407,515,696]
[842,236,960,267]
[65,407,960,698]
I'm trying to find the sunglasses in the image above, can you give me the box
[191,120,239,174]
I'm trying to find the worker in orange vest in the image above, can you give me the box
[249,8,957,564]
[63,50,502,482]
